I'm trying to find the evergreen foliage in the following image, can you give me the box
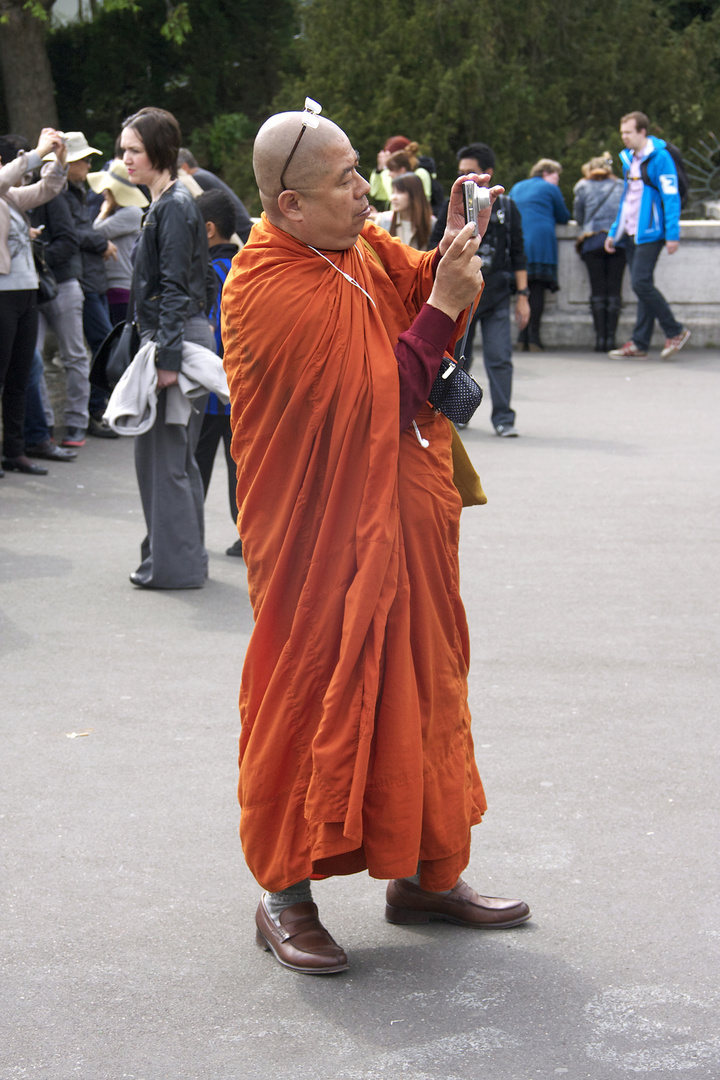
[277,0,720,203]
[21,0,720,210]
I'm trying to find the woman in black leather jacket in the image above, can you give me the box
[121,107,215,589]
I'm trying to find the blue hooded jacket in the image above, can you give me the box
[609,136,681,245]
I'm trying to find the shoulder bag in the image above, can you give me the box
[32,239,58,305]
[90,281,140,393]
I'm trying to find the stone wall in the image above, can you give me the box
[541,221,720,348]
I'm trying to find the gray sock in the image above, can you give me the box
[264,879,313,924]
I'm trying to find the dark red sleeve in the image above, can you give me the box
[396,302,457,431]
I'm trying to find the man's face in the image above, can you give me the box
[457,158,493,187]
[295,137,371,250]
[620,121,647,153]
[67,157,92,184]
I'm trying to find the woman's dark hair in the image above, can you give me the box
[121,107,182,177]
[391,173,432,250]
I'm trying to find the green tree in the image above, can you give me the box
[279,0,720,204]
[0,0,192,138]
[44,0,297,205]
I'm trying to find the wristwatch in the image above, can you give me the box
[517,288,530,296]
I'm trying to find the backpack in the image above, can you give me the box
[478,194,513,278]
[640,143,690,208]
[209,256,233,356]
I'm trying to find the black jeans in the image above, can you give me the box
[624,238,682,350]
[194,412,238,524]
[517,281,548,347]
[83,290,113,419]
[582,247,626,298]
[0,289,38,458]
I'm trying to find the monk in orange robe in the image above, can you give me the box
[222,106,531,975]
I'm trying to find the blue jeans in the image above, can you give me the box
[624,237,683,350]
[456,299,515,429]
[24,349,51,446]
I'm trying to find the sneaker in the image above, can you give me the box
[660,328,691,360]
[61,427,86,447]
[608,341,648,359]
[87,415,119,439]
[226,538,244,557]
[495,424,518,437]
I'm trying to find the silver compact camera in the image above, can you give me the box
[462,180,492,236]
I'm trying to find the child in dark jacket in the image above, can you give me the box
[194,189,243,556]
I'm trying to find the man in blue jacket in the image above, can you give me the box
[606,111,690,360]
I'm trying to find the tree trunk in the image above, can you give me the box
[0,3,58,141]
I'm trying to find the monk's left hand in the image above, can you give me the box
[439,175,505,256]
[157,368,179,389]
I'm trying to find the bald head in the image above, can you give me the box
[252,111,371,250]
[254,112,351,207]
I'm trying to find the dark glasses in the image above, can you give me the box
[280,97,322,192]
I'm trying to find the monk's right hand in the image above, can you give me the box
[428,221,484,322]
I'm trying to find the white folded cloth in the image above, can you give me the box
[104,339,229,436]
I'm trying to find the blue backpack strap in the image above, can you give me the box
[209,257,233,354]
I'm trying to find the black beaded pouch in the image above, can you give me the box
[428,356,484,425]
[428,302,483,425]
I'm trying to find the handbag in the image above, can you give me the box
[90,278,140,393]
[428,302,484,426]
[90,318,140,393]
[576,230,608,256]
[32,239,58,305]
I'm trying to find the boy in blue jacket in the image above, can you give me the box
[195,189,243,556]
[606,111,690,360]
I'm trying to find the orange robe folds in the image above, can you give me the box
[222,216,486,893]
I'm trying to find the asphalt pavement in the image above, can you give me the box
[1,345,719,1080]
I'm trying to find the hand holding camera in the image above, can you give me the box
[439,173,504,256]
[35,128,66,164]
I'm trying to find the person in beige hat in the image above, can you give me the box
[89,160,146,325]
[32,131,113,445]
[54,133,120,442]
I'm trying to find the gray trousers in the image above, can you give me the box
[37,278,90,429]
[132,316,215,589]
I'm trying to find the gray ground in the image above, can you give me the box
[2,347,719,1080]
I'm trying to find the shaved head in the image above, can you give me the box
[252,110,371,250]
[254,112,350,207]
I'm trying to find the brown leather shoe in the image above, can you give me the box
[385,877,531,928]
[255,897,349,974]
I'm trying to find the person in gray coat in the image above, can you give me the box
[89,159,147,325]
[573,155,626,351]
